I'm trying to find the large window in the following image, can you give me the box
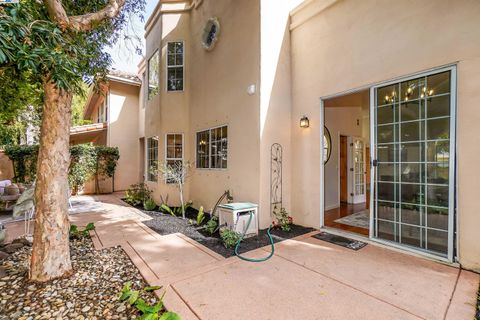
[147,137,159,182]
[196,126,228,169]
[165,134,183,183]
[148,50,159,99]
[167,42,184,91]
[97,94,108,123]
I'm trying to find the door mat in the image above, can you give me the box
[312,232,367,251]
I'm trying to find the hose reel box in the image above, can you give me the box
[218,203,258,238]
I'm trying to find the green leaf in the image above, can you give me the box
[119,292,131,302]
[121,281,132,293]
[128,290,139,305]
[85,222,96,231]
[161,204,175,216]
[159,312,181,320]
[134,298,151,313]
[139,314,159,320]
[144,285,162,292]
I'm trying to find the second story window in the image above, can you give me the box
[167,42,184,91]
[148,50,159,99]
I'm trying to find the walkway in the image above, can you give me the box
[4,194,479,320]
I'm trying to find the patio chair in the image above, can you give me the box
[12,185,35,239]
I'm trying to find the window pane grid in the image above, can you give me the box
[374,70,451,256]
[196,126,227,169]
[148,50,160,99]
[167,42,184,91]
[147,137,158,182]
[166,134,183,184]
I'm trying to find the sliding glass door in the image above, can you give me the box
[371,67,456,259]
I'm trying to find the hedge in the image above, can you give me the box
[4,144,119,194]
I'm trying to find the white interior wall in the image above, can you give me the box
[324,106,363,209]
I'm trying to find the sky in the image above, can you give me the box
[107,0,158,74]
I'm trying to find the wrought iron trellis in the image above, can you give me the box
[270,143,282,217]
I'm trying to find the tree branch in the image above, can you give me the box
[43,0,126,31]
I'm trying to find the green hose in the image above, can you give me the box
[234,211,274,262]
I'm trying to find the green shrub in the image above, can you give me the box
[196,206,205,225]
[273,207,293,232]
[220,229,241,248]
[125,183,152,206]
[160,201,192,217]
[69,144,96,194]
[119,282,181,320]
[4,144,119,193]
[4,145,38,183]
[70,222,96,239]
[143,198,157,211]
[205,216,219,235]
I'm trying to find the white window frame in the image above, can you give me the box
[165,133,184,184]
[146,136,159,182]
[148,49,160,100]
[166,41,185,92]
[195,125,228,170]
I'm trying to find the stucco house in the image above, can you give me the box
[76,70,142,193]
[81,0,480,272]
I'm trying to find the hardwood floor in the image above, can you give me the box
[324,202,369,236]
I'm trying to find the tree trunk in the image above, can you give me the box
[179,183,185,219]
[30,79,73,282]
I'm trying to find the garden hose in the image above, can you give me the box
[234,211,275,262]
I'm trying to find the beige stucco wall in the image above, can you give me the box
[108,81,141,191]
[324,106,362,209]
[0,151,14,181]
[188,0,261,213]
[258,0,306,228]
[144,0,261,213]
[290,0,480,270]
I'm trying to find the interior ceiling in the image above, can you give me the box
[324,89,370,109]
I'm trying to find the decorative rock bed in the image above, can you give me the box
[0,237,158,319]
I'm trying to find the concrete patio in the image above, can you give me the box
[4,194,479,320]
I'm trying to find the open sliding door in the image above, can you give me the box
[371,66,456,260]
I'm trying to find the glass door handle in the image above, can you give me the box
[372,159,378,167]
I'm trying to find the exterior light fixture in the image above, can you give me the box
[300,116,310,128]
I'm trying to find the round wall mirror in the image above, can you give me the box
[323,126,332,164]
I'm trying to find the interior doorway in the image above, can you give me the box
[322,89,370,236]
[339,135,348,203]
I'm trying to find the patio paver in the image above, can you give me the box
[3,194,479,320]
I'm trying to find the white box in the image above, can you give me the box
[218,203,258,238]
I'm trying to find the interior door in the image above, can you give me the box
[348,137,366,204]
[340,135,348,203]
[371,68,455,259]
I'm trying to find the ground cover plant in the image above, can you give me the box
[122,196,314,258]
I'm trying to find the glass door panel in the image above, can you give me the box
[350,137,366,203]
[372,70,454,258]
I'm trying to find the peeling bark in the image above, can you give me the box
[30,79,73,282]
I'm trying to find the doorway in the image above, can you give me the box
[322,89,370,236]
[320,65,457,261]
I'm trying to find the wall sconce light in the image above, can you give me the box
[300,116,310,128]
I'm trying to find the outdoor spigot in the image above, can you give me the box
[226,190,234,203]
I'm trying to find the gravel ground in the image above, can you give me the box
[0,237,158,320]
[141,208,315,258]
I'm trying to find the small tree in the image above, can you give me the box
[154,161,191,219]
